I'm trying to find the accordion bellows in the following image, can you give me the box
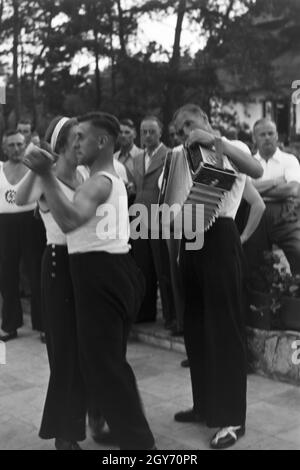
[158,145,237,232]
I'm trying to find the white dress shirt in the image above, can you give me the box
[253,148,300,183]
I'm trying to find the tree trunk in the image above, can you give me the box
[88,1,101,108]
[162,0,186,137]
[108,9,116,99]
[31,65,37,127]
[12,0,21,122]
[94,33,101,108]
[116,0,131,108]
[0,0,4,30]
[116,0,127,57]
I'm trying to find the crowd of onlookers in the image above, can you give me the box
[0,115,300,342]
[1,108,300,452]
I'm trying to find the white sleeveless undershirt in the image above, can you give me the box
[40,179,75,246]
[67,171,130,254]
[0,162,36,213]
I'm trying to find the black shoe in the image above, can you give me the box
[0,331,18,342]
[55,438,82,450]
[210,426,245,450]
[174,409,204,423]
[180,358,190,368]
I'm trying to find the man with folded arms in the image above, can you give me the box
[245,118,300,275]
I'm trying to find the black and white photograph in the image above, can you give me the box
[0,0,300,453]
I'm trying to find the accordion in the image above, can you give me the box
[158,142,237,233]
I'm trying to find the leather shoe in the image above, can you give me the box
[0,331,18,342]
[180,358,190,368]
[210,425,245,450]
[174,409,204,423]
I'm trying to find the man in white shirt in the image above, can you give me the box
[249,118,300,274]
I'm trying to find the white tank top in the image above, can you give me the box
[67,171,130,254]
[0,162,36,213]
[40,179,75,246]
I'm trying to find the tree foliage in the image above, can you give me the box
[0,0,298,136]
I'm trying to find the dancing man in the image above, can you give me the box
[24,112,155,450]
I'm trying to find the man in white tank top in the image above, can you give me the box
[0,130,45,342]
[24,112,155,450]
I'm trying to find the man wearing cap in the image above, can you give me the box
[24,111,156,450]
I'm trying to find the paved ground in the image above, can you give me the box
[0,315,300,450]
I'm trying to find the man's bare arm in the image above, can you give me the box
[240,178,265,244]
[186,129,263,179]
[252,179,277,195]
[221,138,263,179]
[16,171,43,206]
[40,172,112,233]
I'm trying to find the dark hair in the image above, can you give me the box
[17,119,32,130]
[77,112,120,141]
[120,118,135,129]
[44,116,77,153]
[173,104,209,122]
[141,115,163,130]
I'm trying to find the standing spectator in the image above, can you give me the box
[0,130,45,342]
[31,131,41,147]
[168,122,181,148]
[131,115,175,326]
[246,118,300,275]
[17,119,33,147]
[114,118,141,183]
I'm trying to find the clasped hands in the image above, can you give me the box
[23,142,56,175]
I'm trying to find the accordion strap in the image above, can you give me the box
[214,136,224,169]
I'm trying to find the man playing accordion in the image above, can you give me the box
[168,104,263,449]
